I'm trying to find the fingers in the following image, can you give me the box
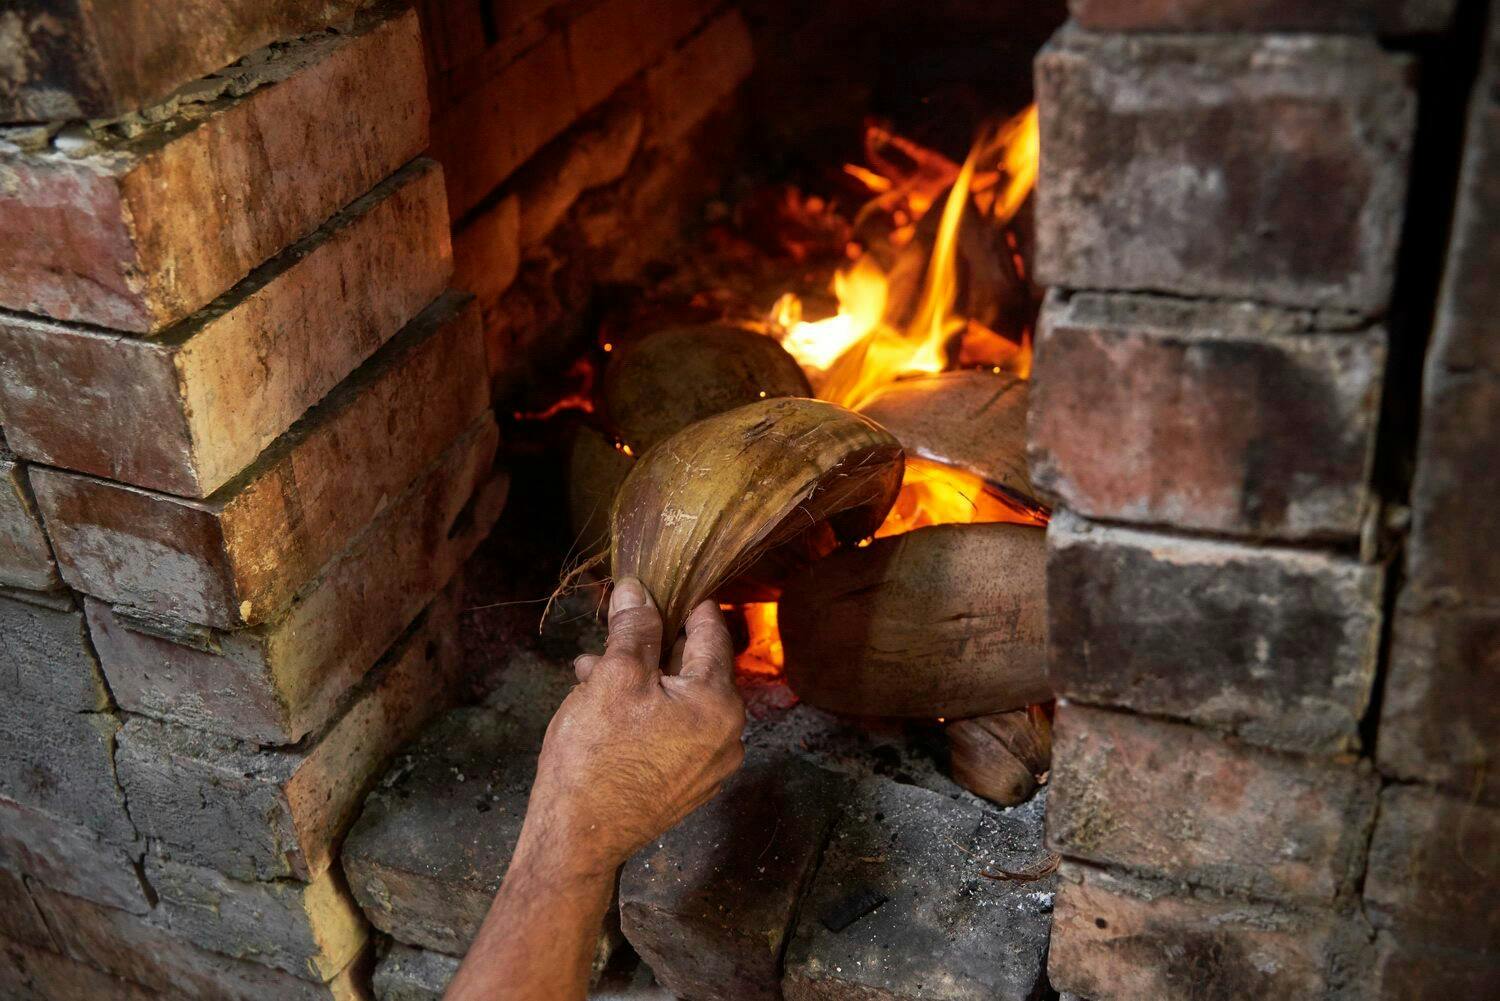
[664,636,687,677]
[678,601,734,685]
[573,654,600,683]
[601,576,663,676]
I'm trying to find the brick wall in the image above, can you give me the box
[1032,2,1500,998]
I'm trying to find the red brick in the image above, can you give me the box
[0,0,368,120]
[0,868,53,950]
[0,589,111,712]
[566,0,716,114]
[1379,597,1500,802]
[1364,784,1500,953]
[0,458,58,591]
[1047,512,1383,754]
[116,581,468,881]
[32,885,371,1001]
[0,160,449,499]
[0,937,160,1001]
[1068,0,1455,33]
[452,195,521,362]
[1372,933,1500,1001]
[643,10,754,148]
[1047,704,1378,903]
[90,417,501,744]
[1049,861,1374,1001]
[1035,28,1414,312]
[1031,291,1385,540]
[0,5,427,332]
[514,100,643,249]
[0,797,152,916]
[34,293,486,628]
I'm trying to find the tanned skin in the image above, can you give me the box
[444,576,747,1001]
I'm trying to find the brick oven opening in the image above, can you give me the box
[0,1,1496,1000]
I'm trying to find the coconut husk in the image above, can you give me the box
[610,396,904,648]
[603,324,812,454]
[858,369,1039,510]
[568,425,636,552]
[947,706,1052,807]
[780,521,1049,718]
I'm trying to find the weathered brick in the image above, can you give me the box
[0,797,151,915]
[1030,291,1385,540]
[0,458,58,590]
[31,884,372,1001]
[0,704,134,846]
[0,868,53,950]
[1047,512,1382,753]
[373,943,460,1001]
[566,0,716,116]
[643,10,754,149]
[0,0,368,120]
[1363,783,1499,953]
[1371,932,1500,1001]
[782,779,1053,1001]
[1035,28,1414,313]
[89,416,500,743]
[1378,597,1500,801]
[1068,0,1455,33]
[0,158,451,498]
[1049,862,1374,1001]
[116,581,467,882]
[0,588,110,711]
[621,750,844,1001]
[452,194,520,369]
[1047,704,1378,903]
[144,852,368,982]
[514,100,643,250]
[0,5,427,332]
[35,292,487,628]
[433,33,578,220]
[0,936,160,1001]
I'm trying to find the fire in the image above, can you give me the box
[770,104,1039,410]
[876,458,1047,538]
[727,601,783,678]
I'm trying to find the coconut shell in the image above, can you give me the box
[568,425,636,551]
[947,706,1052,807]
[610,396,903,648]
[858,370,1038,508]
[603,325,813,453]
[780,521,1049,718]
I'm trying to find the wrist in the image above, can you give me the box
[510,813,622,893]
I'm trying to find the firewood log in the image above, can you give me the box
[858,369,1037,509]
[947,706,1052,807]
[611,397,903,649]
[780,521,1048,718]
[603,324,811,454]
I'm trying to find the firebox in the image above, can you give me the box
[0,1,1495,1000]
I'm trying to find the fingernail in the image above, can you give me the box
[610,576,649,614]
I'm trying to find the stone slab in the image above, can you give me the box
[1030,291,1385,540]
[31,884,372,1001]
[341,650,577,954]
[0,158,451,498]
[373,943,460,1001]
[116,580,467,882]
[1378,597,1500,802]
[0,588,110,711]
[1047,704,1378,904]
[145,851,369,982]
[1363,783,1499,953]
[0,936,161,1001]
[0,458,58,590]
[0,4,428,332]
[782,779,1054,1001]
[620,750,845,1001]
[0,0,368,120]
[0,867,53,950]
[0,703,135,845]
[1046,511,1383,753]
[89,415,500,743]
[1035,28,1414,313]
[0,797,151,915]
[35,291,487,627]
[1067,0,1456,33]
[1049,862,1374,1001]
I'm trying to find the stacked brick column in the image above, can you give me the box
[1029,3,1495,998]
[0,3,501,997]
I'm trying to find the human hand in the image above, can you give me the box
[516,577,746,881]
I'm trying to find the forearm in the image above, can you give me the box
[444,825,614,1001]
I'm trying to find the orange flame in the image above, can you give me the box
[876,457,1047,538]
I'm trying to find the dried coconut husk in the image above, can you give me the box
[858,369,1040,510]
[603,324,812,454]
[610,396,904,649]
[947,705,1052,807]
[780,521,1049,718]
